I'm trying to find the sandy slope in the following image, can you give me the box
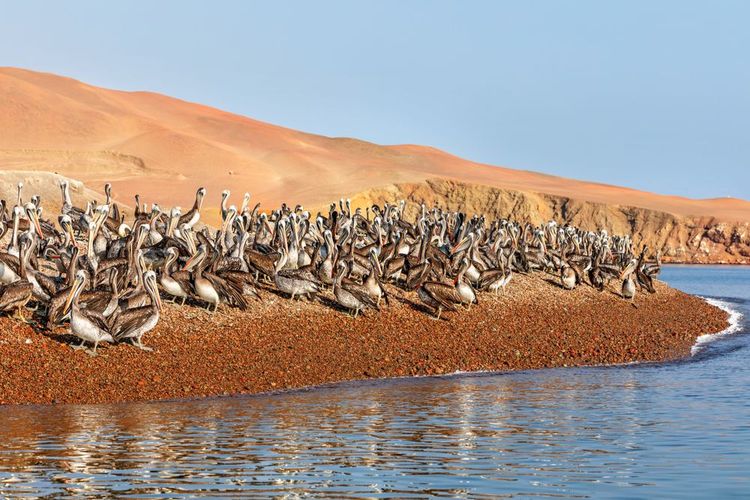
[2,67,749,223]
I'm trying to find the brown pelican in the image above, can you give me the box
[101,183,122,232]
[63,270,115,355]
[59,179,84,218]
[110,270,161,351]
[159,247,191,304]
[245,246,279,282]
[560,263,577,290]
[183,247,247,311]
[478,253,512,295]
[220,189,231,221]
[450,233,481,284]
[46,247,81,328]
[178,187,206,229]
[80,267,122,317]
[19,237,58,302]
[332,261,379,317]
[454,258,478,308]
[643,249,662,280]
[165,207,182,239]
[620,259,637,301]
[363,249,389,306]
[634,246,656,294]
[317,230,337,286]
[273,222,321,300]
[418,278,463,320]
[0,280,33,322]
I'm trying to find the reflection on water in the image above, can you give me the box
[1,266,749,497]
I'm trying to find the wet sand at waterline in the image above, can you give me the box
[0,273,727,405]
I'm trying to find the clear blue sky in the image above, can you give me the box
[1,0,748,199]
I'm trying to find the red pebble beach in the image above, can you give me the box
[0,273,728,405]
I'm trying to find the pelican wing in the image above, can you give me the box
[0,252,21,273]
[80,290,114,313]
[220,271,261,300]
[111,306,154,340]
[0,281,33,310]
[478,268,504,289]
[79,306,113,333]
[279,267,322,286]
[34,271,61,298]
[244,249,277,276]
[421,281,461,311]
[343,283,379,310]
[205,272,248,310]
[171,270,194,294]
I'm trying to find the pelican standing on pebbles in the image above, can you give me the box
[0,179,665,356]
[110,271,161,351]
[63,271,115,355]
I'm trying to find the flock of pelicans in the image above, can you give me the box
[0,182,661,355]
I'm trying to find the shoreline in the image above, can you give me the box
[0,273,729,406]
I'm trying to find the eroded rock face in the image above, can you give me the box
[349,179,750,264]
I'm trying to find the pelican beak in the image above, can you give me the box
[63,277,82,314]
[151,277,163,310]
[64,222,78,246]
[182,253,197,271]
[33,213,44,238]
[374,256,383,276]
[620,262,636,279]
[26,207,44,238]
[451,236,469,255]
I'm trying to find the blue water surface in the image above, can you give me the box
[0,266,748,498]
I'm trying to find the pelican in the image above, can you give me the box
[363,248,389,306]
[0,275,33,322]
[454,258,478,308]
[179,187,206,229]
[418,279,463,320]
[220,189,231,221]
[332,261,379,317]
[183,247,247,312]
[560,264,577,290]
[110,270,161,351]
[63,271,115,355]
[620,259,637,301]
[159,247,190,304]
[273,224,321,300]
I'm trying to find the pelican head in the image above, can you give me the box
[196,187,207,206]
[620,259,638,280]
[182,246,206,271]
[24,202,44,237]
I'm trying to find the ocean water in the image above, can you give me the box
[0,266,748,498]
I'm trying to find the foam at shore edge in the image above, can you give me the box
[692,298,744,355]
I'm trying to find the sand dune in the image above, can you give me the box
[2,66,749,224]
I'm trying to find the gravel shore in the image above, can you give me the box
[0,274,728,405]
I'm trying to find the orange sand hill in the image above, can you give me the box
[2,67,749,224]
